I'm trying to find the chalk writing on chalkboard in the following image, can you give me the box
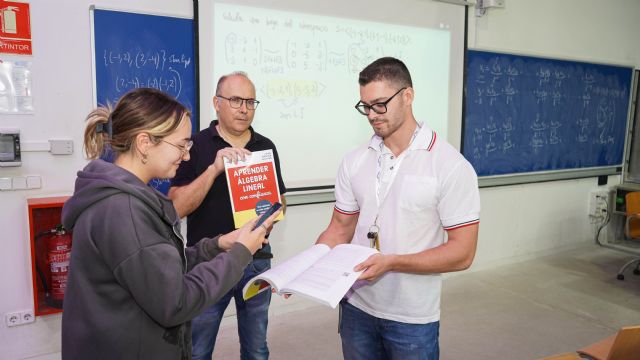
[92,8,196,194]
[93,9,196,120]
[102,49,191,99]
[463,50,632,177]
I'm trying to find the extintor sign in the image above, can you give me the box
[0,1,31,55]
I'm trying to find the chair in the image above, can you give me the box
[617,192,640,281]
[577,325,640,360]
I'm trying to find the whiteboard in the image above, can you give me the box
[199,0,465,189]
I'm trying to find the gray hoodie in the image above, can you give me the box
[61,159,252,360]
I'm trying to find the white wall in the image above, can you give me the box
[0,1,639,359]
[467,0,640,270]
[0,1,193,359]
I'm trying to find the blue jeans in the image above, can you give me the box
[339,300,440,360]
[191,255,272,360]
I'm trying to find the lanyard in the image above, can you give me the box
[368,151,403,250]
[368,124,422,250]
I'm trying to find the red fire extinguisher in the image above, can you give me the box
[35,225,72,309]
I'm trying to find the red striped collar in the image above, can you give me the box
[368,122,437,152]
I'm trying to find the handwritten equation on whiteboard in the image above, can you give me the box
[463,50,632,176]
[101,49,192,99]
[212,3,444,122]
[218,6,412,73]
[222,32,409,76]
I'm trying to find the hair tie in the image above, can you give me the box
[96,115,113,139]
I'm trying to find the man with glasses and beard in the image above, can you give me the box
[313,57,480,360]
[169,71,286,360]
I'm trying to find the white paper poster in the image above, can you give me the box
[0,59,33,113]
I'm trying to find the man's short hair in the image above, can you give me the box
[215,71,251,95]
[358,57,413,88]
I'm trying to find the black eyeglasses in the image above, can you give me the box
[217,95,260,110]
[161,139,193,155]
[354,87,407,116]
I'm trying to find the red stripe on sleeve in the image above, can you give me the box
[444,220,479,231]
[334,207,359,216]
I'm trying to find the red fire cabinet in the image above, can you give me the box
[27,196,71,316]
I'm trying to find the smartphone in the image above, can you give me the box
[253,202,282,230]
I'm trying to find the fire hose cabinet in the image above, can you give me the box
[27,196,71,316]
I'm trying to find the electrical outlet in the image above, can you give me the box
[5,312,22,327]
[589,190,608,216]
[5,310,35,327]
[21,310,34,324]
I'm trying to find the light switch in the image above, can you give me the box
[49,139,73,155]
[0,177,11,190]
[26,176,41,189]
[12,176,27,190]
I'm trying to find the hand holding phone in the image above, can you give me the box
[253,202,282,230]
[236,202,283,254]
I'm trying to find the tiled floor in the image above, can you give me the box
[212,245,640,360]
[27,244,640,360]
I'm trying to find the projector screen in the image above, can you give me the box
[198,0,465,189]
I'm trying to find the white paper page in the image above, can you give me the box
[283,244,378,307]
[257,243,330,291]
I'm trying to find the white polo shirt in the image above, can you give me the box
[334,122,480,324]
